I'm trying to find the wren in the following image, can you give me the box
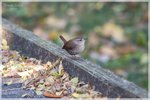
[59,35,85,56]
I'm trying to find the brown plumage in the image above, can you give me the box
[59,35,85,55]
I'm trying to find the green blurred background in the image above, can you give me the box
[2,2,148,90]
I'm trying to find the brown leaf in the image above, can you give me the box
[43,92,63,98]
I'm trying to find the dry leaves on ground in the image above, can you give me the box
[1,39,106,99]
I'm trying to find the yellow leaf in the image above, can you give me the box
[71,93,80,98]
[12,53,17,58]
[2,39,8,46]
[49,30,58,40]
[51,72,59,76]
[46,61,53,70]
[6,80,13,85]
[35,90,43,95]
[71,77,78,86]
[2,45,9,50]
[46,61,52,66]
[22,76,28,80]
[2,39,9,50]
[37,84,45,91]
[51,72,62,78]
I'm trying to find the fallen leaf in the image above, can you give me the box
[71,93,81,98]
[55,83,62,91]
[0,65,6,71]
[36,84,45,91]
[45,61,53,70]
[45,76,55,86]
[2,45,9,50]
[76,84,89,93]
[2,49,103,98]
[21,93,33,98]
[51,71,63,78]
[51,72,59,77]
[43,92,63,98]
[58,61,64,75]
[71,77,78,86]
[35,90,43,95]
[18,71,30,77]
[2,39,8,46]
[56,90,64,96]
[2,39,9,50]
[61,72,69,82]
[6,80,13,85]
[33,65,44,71]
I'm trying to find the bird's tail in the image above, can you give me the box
[59,35,67,43]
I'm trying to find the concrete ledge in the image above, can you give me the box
[2,18,148,98]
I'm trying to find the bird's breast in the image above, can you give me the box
[69,44,84,54]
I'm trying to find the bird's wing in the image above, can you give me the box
[62,40,76,50]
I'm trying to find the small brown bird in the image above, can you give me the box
[59,35,85,56]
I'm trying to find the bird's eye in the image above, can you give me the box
[78,39,82,41]
[76,38,82,41]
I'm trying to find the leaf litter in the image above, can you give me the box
[1,39,106,98]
